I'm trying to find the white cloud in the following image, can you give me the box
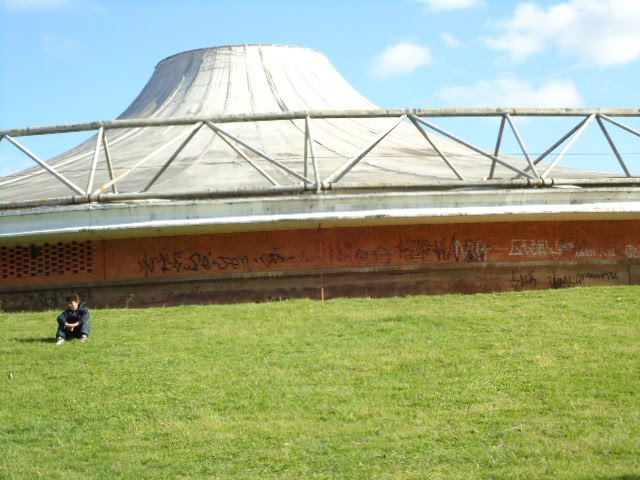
[441,32,461,47]
[370,43,433,78]
[484,0,640,67]
[437,77,584,107]
[418,0,483,11]
[4,0,69,9]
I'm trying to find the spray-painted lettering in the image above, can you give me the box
[509,239,576,257]
[397,237,488,263]
[138,251,252,276]
[355,247,391,265]
[510,270,537,291]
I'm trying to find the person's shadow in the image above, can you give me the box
[17,337,56,343]
[594,475,640,479]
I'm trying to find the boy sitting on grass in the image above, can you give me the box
[55,293,91,345]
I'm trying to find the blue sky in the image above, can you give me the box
[2,0,640,176]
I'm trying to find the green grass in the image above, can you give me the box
[1,286,639,479]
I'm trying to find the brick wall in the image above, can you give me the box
[2,219,639,310]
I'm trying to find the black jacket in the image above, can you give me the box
[57,306,90,325]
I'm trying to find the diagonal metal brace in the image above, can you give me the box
[515,115,592,178]
[410,114,533,179]
[600,114,640,139]
[3,134,85,195]
[205,121,311,184]
[325,115,407,184]
[541,114,595,179]
[143,122,205,192]
[305,116,321,192]
[94,128,190,194]
[409,116,464,180]
[86,127,104,193]
[596,115,631,177]
[505,114,540,178]
[101,131,118,194]
[212,127,279,186]
[489,115,507,180]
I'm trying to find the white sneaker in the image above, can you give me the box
[80,335,88,342]
[56,337,65,345]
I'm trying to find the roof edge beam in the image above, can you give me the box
[8,108,640,138]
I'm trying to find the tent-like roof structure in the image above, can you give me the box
[1,45,638,245]
[0,44,604,204]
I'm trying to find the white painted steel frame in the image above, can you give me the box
[2,108,640,208]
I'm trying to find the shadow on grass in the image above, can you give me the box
[17,337,56,344]
[595,476,640,480]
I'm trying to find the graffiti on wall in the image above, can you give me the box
[136,235,491,277]
[509,270,538,290]
[136,249,298,276]
[509,269,619,291]
[8,289,95,311]
[625,244,640,258]
[4,219,639,311]
[397,237,489,263]
[3,221,637,297]
[548,270,619,289]
[509,238,617,259]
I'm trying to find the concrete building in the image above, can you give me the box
[1,45,640,311]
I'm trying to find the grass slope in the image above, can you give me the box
[1,286,639,479]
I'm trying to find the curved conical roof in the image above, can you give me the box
[0,45,600,203]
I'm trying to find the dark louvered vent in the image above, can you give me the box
[1,241,93,279]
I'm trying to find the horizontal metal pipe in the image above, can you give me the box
[3,177,640,211]
[0,186,307,210]
[5,108,640,138]
[327,177,640,190]
[326,179,535,190]
[542,177,640,186]
[95,185,308,202]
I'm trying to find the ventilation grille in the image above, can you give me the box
[1,241,93,279]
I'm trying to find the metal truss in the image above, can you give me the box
[2,108,640,207]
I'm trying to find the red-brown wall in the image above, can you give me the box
[2,219,639,310]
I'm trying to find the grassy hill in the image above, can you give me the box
[1,287,639,479]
